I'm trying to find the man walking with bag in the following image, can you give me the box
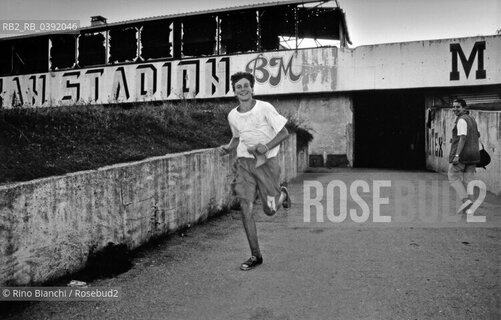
[448,98,480,215]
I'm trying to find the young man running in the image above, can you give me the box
[220,71,290,271]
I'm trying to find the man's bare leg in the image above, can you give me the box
[240,199,261,258]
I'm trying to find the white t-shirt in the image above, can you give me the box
[457,118,467,135]
[228,100,287,159]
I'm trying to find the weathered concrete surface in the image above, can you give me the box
[337,35,501,91]
[0,149,232,286]
[2,169,499,319]
[426,109,501,195]
[2,35,500,109]
[271,94,353,164]
[0,134,299,286]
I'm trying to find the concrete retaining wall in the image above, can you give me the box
[426,109,501,195]
[0,134,300,286]
[297,145,309,173]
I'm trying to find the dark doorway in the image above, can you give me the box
[354,90,425,169]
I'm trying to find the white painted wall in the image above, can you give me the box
[0,48,336,108]
[337,35,501,91]
[1,35,499,108]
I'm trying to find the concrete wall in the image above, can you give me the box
[0,48,335,108]
[270,94,353,166]
[426,109,501,195]
[0,134,299,286]
[3,35,499,109]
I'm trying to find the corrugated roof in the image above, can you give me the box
[81,0,329,30]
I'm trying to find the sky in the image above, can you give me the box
[0,0,499,47]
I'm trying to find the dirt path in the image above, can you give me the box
[2,169,500,319]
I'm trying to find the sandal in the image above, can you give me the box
[240,256,263,271]
[281,186,291,209]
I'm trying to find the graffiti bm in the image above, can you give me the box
[245,54,301,86]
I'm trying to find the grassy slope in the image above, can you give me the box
[0,102,232,184]
[0,102,312,184]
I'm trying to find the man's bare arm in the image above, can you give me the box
[266,127,289,150]
[453,135,466,164]
[220,137,239,154]
[252,127,289,155]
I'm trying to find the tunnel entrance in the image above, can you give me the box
[353,90,426,170]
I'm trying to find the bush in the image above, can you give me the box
[285,113,314,150]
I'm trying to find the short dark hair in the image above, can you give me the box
[453,98,467,108]
[230,72,255,91]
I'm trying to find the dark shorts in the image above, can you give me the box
[232,157,281,214]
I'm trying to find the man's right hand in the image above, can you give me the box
[219,145,230,155]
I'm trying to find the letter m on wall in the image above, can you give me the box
[450,41,486,81]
